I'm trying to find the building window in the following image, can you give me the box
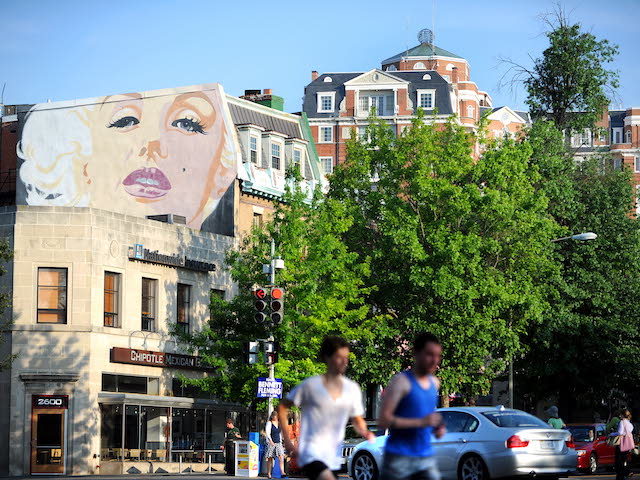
[141,278,157,332]
[176,284,191,334]
[635,156,640,173]
[249,136,258,164]
[271,143,281,170]
[413,62,426,70]
[104,272,120,328]
[317,93,335,113]
[613,128,622,144]
[359,95,386,116]
[252,212,263,228]
[467,105,475,119]
[102,373,159,395]
[320,157,334,175]
[293,148,302,166]
[319,126,333,143]
[613,158,622,170]
[626,131,632,144]
[37,267,67,324]
[417,90,435,110]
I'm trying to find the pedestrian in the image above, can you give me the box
[614,409,634,480]
[265,410,286,479]
[226,417,242,440]
[546,406,566,429]
[224,418,242,474]
[377,332,446,480]
[278,335,375,480]
[608,409,622,434]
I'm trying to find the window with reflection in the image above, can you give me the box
[104,272,121,327]
[141,406,170,458]
[172,408,205,451]
[37,268,67,323]
[100,404,123,460]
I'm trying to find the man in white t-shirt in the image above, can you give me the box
[278,336,375,480]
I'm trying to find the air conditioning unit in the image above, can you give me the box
[146,214,187,225]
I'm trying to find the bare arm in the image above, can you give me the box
[378,373,442,430]
[351,415,376,442]
[277,400,297,454]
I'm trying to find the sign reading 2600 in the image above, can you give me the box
[32,395,69,409]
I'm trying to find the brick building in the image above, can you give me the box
[303,31,530,174]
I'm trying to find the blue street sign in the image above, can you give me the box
[256,377,283,399]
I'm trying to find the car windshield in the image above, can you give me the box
[567,427,595,442]
[482,411,549,428]
[345,424,385,439]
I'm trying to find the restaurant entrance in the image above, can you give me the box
[30,395,68,474]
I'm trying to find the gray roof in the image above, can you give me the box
[228,102,302,139]
[303,70,453,118]
[479,106,531,124]
[382,43,464,65]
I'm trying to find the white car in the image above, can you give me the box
[347,406,577,480]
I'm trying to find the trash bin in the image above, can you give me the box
[234,440,259,477]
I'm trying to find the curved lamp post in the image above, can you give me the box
[551,232,598,242]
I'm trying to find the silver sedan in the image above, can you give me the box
[347,406,577,480]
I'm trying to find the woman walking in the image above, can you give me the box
[265,411,286,478]
[615,409,635,480]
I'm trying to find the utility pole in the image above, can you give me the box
[267,239,278,417]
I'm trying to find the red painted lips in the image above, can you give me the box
[122,167,172,198]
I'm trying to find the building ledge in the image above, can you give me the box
[20,372,80,383]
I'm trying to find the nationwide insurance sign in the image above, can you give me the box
[256,378,283,399]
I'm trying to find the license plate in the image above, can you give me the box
[540,440,555,449]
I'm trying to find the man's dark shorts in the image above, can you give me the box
[302,460,339,480]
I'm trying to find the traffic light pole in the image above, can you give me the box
[267,240,276,417]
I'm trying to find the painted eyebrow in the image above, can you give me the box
[100,92,143,110]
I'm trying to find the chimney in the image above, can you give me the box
[451,67,459,84]
[240,89,285,112]
[311,70,319,81]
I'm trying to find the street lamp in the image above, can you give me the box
[507,231,598,408]
[550,232,598,242]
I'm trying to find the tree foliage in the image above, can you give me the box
[178,171,372,405]
[0,240,14,372]
[328,114,560,399]
[524,8,619,132]
[518,121,640,415]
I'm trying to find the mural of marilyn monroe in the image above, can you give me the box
[18,83,239,235]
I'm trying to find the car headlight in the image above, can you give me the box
[576,450,587,456]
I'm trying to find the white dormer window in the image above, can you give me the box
[324,76,333,83]
[413,62,426,70]
[317,92,335,113]
[271,143,281,170]
[250,136,258,164]
[293,148,302,166]
[387,65,397,71]
[417,89,436,109]
[422,74,431,80]
[319,126,333,143]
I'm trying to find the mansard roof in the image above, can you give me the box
[382,43,464,65]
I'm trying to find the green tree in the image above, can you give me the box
[518,127,640,415]
[0,240,14,371]
[503,7,618,133]
[177,171,372,405]
[329,114,560,401]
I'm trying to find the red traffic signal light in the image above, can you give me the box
[271,287,284,299]
[254,288,267,299]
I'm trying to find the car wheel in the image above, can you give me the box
[458,455,489,480]
[352,452,379,480]
[589,453,598,474]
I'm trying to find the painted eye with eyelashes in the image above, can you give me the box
[171,117,207,134]
[108,116,139,129]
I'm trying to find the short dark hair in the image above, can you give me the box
[319,335,350,361]
[413,332,441,352]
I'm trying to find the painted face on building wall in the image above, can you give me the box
[17,84,237,233]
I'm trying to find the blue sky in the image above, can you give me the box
[2,0,638,112]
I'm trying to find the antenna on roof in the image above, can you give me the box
[432,0,436,47]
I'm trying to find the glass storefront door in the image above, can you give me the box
[31,411,65,474]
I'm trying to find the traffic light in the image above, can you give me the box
[254,288,268,323]
[270,287,284,325]
[243,341,259,364]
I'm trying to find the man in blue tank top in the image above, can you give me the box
[378,333,446,480]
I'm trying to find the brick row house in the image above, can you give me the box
[303,34,531,175]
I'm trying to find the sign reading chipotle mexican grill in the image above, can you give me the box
[110,347,214,371]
